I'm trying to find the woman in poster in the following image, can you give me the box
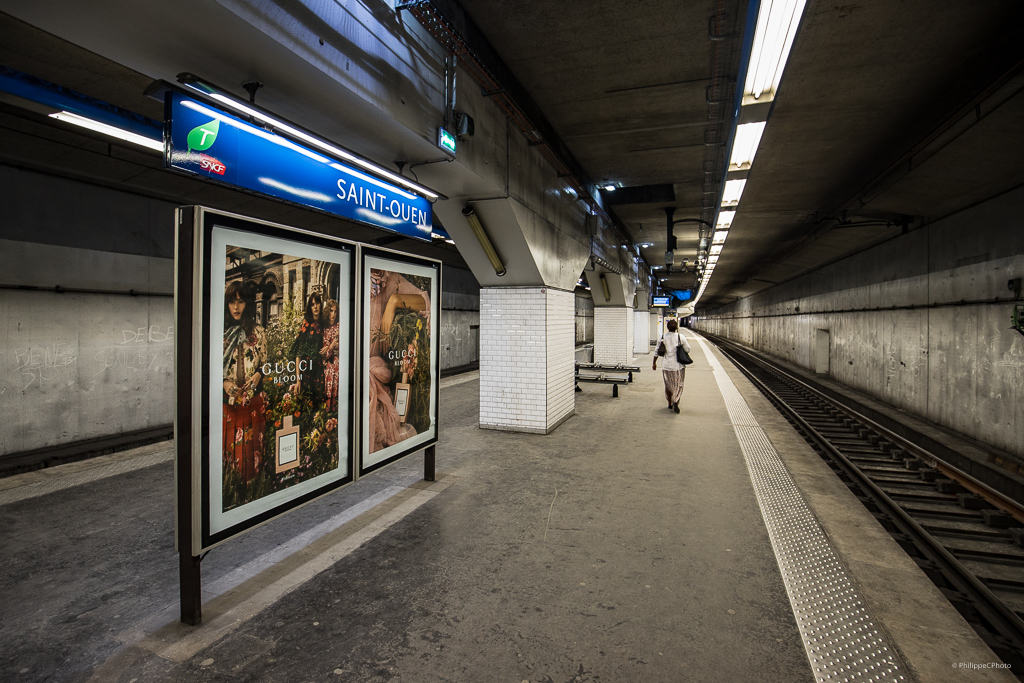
[320,299,340,411]
[368,269,430,453]
[222,279,267,483]
[290,292,325,403]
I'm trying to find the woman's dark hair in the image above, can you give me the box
[224,280,257,334]
[666,318,678,332]
[303,292,324,326]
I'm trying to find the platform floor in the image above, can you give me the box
[0,332,1015,682]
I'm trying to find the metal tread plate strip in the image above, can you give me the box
[692,334,907,682]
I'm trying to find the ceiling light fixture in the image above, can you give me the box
[599,273,612,302]
[49,111,163,151]
[712,231,728,245]
[743,0,809,105]
[178,75,442,201]
[463,206,506,276]
[729,122,766,171]
[716,211,736,229]
[721,179,747,208]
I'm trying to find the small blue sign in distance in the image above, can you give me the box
[167,93,433,240]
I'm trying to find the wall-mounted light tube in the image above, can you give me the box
[462,206,506,276]
[721,179,747,207]
[716,211,736,229]
[729,122,766,171]
[743,0,808,104]
[599,273,611,302]
[49,111,163,151]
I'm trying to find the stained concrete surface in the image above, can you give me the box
[1,356,817,682]
[6,340,1011,682]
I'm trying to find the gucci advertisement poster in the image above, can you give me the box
[361,251,439,472]
[204,219,353,544]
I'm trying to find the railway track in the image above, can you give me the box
[710,335,1024,677]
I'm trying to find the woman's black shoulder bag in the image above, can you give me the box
[675,333,694,365]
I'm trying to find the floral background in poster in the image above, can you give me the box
[220,246,343,512]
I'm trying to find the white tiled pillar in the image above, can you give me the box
[593,306,634,365]
[633,310,649,354]
[479,287,575,434]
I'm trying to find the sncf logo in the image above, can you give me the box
[199,154,226,175]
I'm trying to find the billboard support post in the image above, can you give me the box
[424,445,435,482]
[175,208,203,625]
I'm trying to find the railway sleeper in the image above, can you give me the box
[951,548,1024,567]
[936,479,967,494]
[923,524,1010,542]
[958,493,996,511]
[981,509,1024,529]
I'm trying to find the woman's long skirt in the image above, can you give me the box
[662,368,686,404]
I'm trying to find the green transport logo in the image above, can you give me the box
[187,119,219,151]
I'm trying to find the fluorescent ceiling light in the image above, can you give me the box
[743,0,809,104]
[730,122,766,171]
[712,231,728,245]
[721,179,746,208]
[49,111,163,151]
[182,82,439,200]
[717,211,736,229]
[708,255,719,264]
[602,184,617,191]
[710,244,723,256]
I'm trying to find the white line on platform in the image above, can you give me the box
[692,336,907,683]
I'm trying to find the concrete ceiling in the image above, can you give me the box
[2,1,1022,308]
[456,0,1024,308]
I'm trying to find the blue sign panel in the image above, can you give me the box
[167,93,432,240]
[652,295,670,307]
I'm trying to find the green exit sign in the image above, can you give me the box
[437,128,456,156]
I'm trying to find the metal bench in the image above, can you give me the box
[575,362,640,383]
[574,369,632,397]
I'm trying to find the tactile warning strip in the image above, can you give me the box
[692,335,906,682]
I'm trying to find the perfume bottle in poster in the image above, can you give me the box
[367,267,432,454]
[220,246,342,512]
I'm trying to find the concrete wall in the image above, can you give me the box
[0,167,480,456]
[695,186,1024,458]
[575,292,594,344]
[0,239,175,456]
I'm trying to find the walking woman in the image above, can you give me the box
[652,318,690,414]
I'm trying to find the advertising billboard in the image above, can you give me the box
[181,208,356,552]
[361,248,440,473]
